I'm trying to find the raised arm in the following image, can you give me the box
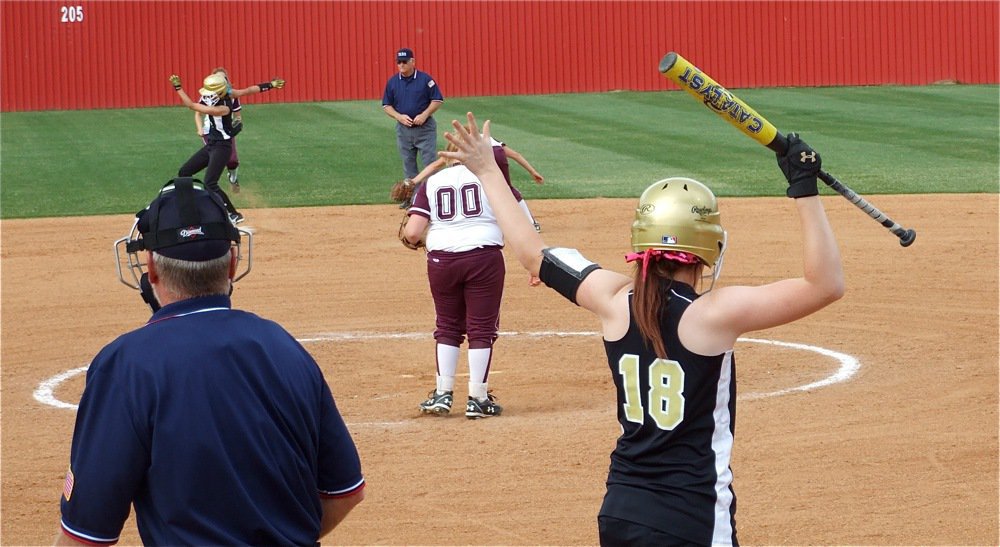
[442,117,544,275]
[169,75,229,116]
[442,113,631,327]
[230,78,285,99]
[683,134,844,354]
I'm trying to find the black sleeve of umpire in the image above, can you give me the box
[538,247,602,305]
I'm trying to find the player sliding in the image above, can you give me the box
[440,113,844,546]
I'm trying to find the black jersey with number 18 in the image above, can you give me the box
[599,282,738,545]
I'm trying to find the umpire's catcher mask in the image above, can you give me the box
[114,177,252,294]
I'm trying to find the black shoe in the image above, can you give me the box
[465,392,502,419]
[419,390,453,415]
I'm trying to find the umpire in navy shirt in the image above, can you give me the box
[57,179,365,546]
[382,47,444,181]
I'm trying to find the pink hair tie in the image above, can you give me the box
[625,249,699,281]
[661,250,699,264]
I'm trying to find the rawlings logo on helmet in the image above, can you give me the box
[690,205,713,217]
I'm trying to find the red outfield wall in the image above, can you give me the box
[2,0,997,112]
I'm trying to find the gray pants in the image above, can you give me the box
[396,118,438,179]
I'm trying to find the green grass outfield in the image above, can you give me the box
[1,85,997,219]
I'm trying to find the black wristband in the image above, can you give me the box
[172,84,182,91]
[258,82,272,92]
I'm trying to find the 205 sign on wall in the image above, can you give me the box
[60,5,84,23]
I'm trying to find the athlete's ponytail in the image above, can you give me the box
[631,257,701,359]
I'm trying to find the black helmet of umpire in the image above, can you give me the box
[114,177,252,311]
[136,177,238,260]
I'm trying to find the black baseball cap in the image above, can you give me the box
[396,48,414,62]
[137,179,238,262]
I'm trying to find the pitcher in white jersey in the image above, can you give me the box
[408,131,544,230]
[401,144,507,419]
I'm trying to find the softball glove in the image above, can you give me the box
[390,178,416,204]
[398,211,425,251]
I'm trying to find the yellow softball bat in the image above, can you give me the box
[659,52,780,151]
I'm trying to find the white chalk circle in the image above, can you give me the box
[34,333,859,411]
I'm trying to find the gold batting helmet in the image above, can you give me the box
[199,73,228,98]
[631,177,725,267]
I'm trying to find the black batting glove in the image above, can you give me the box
[258,78,284,92]
[776,133,821,198]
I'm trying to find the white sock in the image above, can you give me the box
[436,343,459,393]
[468,347,492,400]
[469,382,489,401]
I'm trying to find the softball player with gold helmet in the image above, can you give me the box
[442,112,844,545]
[169,73,244,224]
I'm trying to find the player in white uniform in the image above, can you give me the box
[402,153,506,419]
[408,134,543,230]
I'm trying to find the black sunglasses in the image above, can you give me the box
[397,59,410,64]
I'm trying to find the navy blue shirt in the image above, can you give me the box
[382,70,443,119]
[60,295,364,546]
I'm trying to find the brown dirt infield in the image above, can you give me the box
[2,194,997,545]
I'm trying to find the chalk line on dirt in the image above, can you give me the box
[34,332,860,419]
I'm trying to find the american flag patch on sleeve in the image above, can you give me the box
[63,467,75,501]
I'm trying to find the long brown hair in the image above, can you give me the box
[632,258,701,358]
